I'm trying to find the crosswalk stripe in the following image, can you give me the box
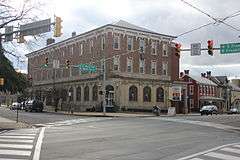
[0,136,34,139]
[0,149,31,156]
[205,152,240,160]
[234,145,240,148]
[3,133,36,136]
[0,139,33,143]
[221,147,240,154]
[0,144,33,149]
[0,158,28,160]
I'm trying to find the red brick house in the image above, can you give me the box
[26,20,185,112]
[180,70,224,113]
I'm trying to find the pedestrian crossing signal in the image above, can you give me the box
[0,78,4,86]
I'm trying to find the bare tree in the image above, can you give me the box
[0,0,44,29]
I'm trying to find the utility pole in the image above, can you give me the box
[102,54,106,115]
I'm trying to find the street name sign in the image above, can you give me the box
[76,64,97,72]
[191,43,201,56]
[220,43,240,54]
[20,19,51,36]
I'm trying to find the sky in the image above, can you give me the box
[3,0,240,78]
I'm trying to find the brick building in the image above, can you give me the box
[26,20,185,112]
[180,70,224,113]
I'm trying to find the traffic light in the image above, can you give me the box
[66,60,70,68]
[175,43,181,56]
[45,57,48,67]
[54,16,62,37]
[207,40,213,56]
[0,78,4,86]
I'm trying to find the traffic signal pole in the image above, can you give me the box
[102,53,106,115]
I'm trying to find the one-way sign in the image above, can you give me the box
[191,43,201,56]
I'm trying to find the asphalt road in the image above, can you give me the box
[0,107,83,125]
[40,117,240,160]
[171,114,240,127]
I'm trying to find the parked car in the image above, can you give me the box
[200,105,218,115]
[25,100,43,112]
[227,108,239,114]
[10,102,21,110]
[20,101,26,110]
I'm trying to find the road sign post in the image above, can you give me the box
[220,43,240,54]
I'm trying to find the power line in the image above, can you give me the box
[180,0,217,21]
[177,22,213,37]
[179,0,240,37]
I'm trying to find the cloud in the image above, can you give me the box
[4,0,240,77]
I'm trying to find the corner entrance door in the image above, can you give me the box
[105,85,114,107]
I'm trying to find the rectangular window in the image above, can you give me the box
[162,44,168,56]
[90,40,93,54]
[162,63,168,75]
[139,39,145,53]
[127,37,133,51]
[151,41,157,55]
[80,43,83,55]
[151,61,156,75]
[113,35,120,49]
[127,58,133,73]
[139,59,145,74]
[113,56,120,71]
[101,36,105,50]
[189,85,194,95]
[199,85,202,95]
[190,99,194,109]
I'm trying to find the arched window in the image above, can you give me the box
[92,85,98,101]
[129,85,138,101]
[76,87,81,101]
[156,87,164,102]
[143,86,151,102]
[84,86,89,101]
[69,87,73,101]
[61,89,67,102]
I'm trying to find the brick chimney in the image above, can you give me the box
[206,71,211,78]
[201,73,206,77]
[184,70,189,75]
[46,38,55,45]
[180,72,184,77]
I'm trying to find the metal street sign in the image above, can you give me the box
[191,43,201,56]
[76,64,97,72]
[4,26,13,42]
[220,43,240,54]
[20,19,51,36]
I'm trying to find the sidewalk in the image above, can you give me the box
[0,116,30,130]
[46,110,155,118]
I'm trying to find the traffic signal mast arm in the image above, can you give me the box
[180,47,220,51]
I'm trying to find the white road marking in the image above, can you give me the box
[177,142,240,160]
[205,152,240,160]
[221,147,240,154]
[3,133,36,136]
[0,158,27,160]
[0,139,33,143]
[0,149,31,156]
[234,145,240,148]
[33,127,45,160]
[0,144,33,149]
[0,136,34,139]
